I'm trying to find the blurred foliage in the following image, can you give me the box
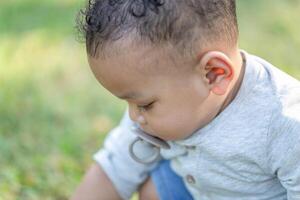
[0,0,299,199]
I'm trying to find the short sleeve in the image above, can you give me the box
[93,110,161,200]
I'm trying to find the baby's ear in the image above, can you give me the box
[197,51,234,95]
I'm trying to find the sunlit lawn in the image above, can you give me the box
[0,0,299,199]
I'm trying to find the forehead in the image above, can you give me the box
[92,38,196,71]
[89,42,194,79]
[87,41,197,99]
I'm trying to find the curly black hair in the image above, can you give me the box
[76,0,238,58]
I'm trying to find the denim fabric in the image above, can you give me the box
[151,160,193,200]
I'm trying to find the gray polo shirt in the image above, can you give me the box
[94,51,300,200]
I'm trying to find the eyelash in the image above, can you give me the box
[138,102,154,111]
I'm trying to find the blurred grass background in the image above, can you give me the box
[0,0,299,199]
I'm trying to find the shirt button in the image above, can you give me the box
[185,145,196,150]
[186,174,196,184]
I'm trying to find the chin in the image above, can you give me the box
[142,127,190,141]
[144,129,173,141]
[158,133,186,141]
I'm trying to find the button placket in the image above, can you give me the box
[184,145,198,186]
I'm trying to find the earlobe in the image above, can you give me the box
[198,51,234,95]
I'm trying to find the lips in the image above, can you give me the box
[138,125,152,134]
[137,124,157,136]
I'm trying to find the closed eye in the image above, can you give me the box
[138,101,155,111]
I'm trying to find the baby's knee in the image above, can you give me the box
[138,177,159,200]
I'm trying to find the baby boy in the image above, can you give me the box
[72,0,300,199]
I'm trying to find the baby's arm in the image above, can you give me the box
[268,104,300,199]
[72,110,161,199]
[71,163,122,200]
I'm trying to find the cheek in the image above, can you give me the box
[146,84,209,140]
[148,105,201,140]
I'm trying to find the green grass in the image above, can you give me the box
[0,0,299,199]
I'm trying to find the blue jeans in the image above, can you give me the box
[150,160,193,200]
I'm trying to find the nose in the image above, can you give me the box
[128,103,139,122]
[128,104,147,125]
